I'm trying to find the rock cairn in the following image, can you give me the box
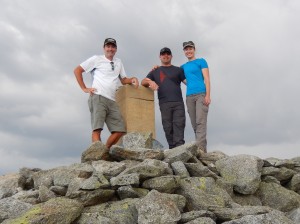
[0,132,300,224]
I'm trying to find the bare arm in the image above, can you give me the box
[120,77,139,88]
[202,68,211,106]
[73,65,96,94]
[141,78,159,91]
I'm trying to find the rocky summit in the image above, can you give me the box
[0,132,300,224]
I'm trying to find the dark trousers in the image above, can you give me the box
[159,101,185,149]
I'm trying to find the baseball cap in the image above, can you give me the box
[104,38,117,47]
[183,41,195,49]
[160,47,172,55]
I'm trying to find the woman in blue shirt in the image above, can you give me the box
[181,41,211,152]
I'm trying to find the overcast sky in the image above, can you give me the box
[1,0,299,175]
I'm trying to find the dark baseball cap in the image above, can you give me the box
[104,38,117,47]
[183,41,195,49]
[160,47,172,55]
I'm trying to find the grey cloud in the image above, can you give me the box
[1,0,299,175]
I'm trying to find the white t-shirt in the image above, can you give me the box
[80,55,127,101]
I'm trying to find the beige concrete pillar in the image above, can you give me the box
[116,85,155,137]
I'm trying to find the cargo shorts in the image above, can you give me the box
[88,94,126,133]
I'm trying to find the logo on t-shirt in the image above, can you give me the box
[160,71,166,83]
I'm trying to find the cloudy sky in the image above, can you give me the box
[1,0,299,175]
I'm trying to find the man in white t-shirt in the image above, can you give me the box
[74,38,139,149]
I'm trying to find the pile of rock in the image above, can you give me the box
[0,132,299,223]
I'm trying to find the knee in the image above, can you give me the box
[92,129,101,134]
[118,132,125,138]
[114,132,125,138]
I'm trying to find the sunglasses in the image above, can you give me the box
[110,61,114,71]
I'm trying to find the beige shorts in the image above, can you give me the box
[88,94,126,133]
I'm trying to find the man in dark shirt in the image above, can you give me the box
[141,47,186,149]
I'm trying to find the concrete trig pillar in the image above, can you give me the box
[116,85,155,137]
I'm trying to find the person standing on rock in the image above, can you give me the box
[74,38,139,149]
[181,41,211,152]
[141,47,186,149]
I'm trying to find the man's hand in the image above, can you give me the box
[145,78,159,91]
[131,77,139,88]
[83,87,97,95]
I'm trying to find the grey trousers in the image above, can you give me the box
[186,93,209,152]
[159,101,186,149]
